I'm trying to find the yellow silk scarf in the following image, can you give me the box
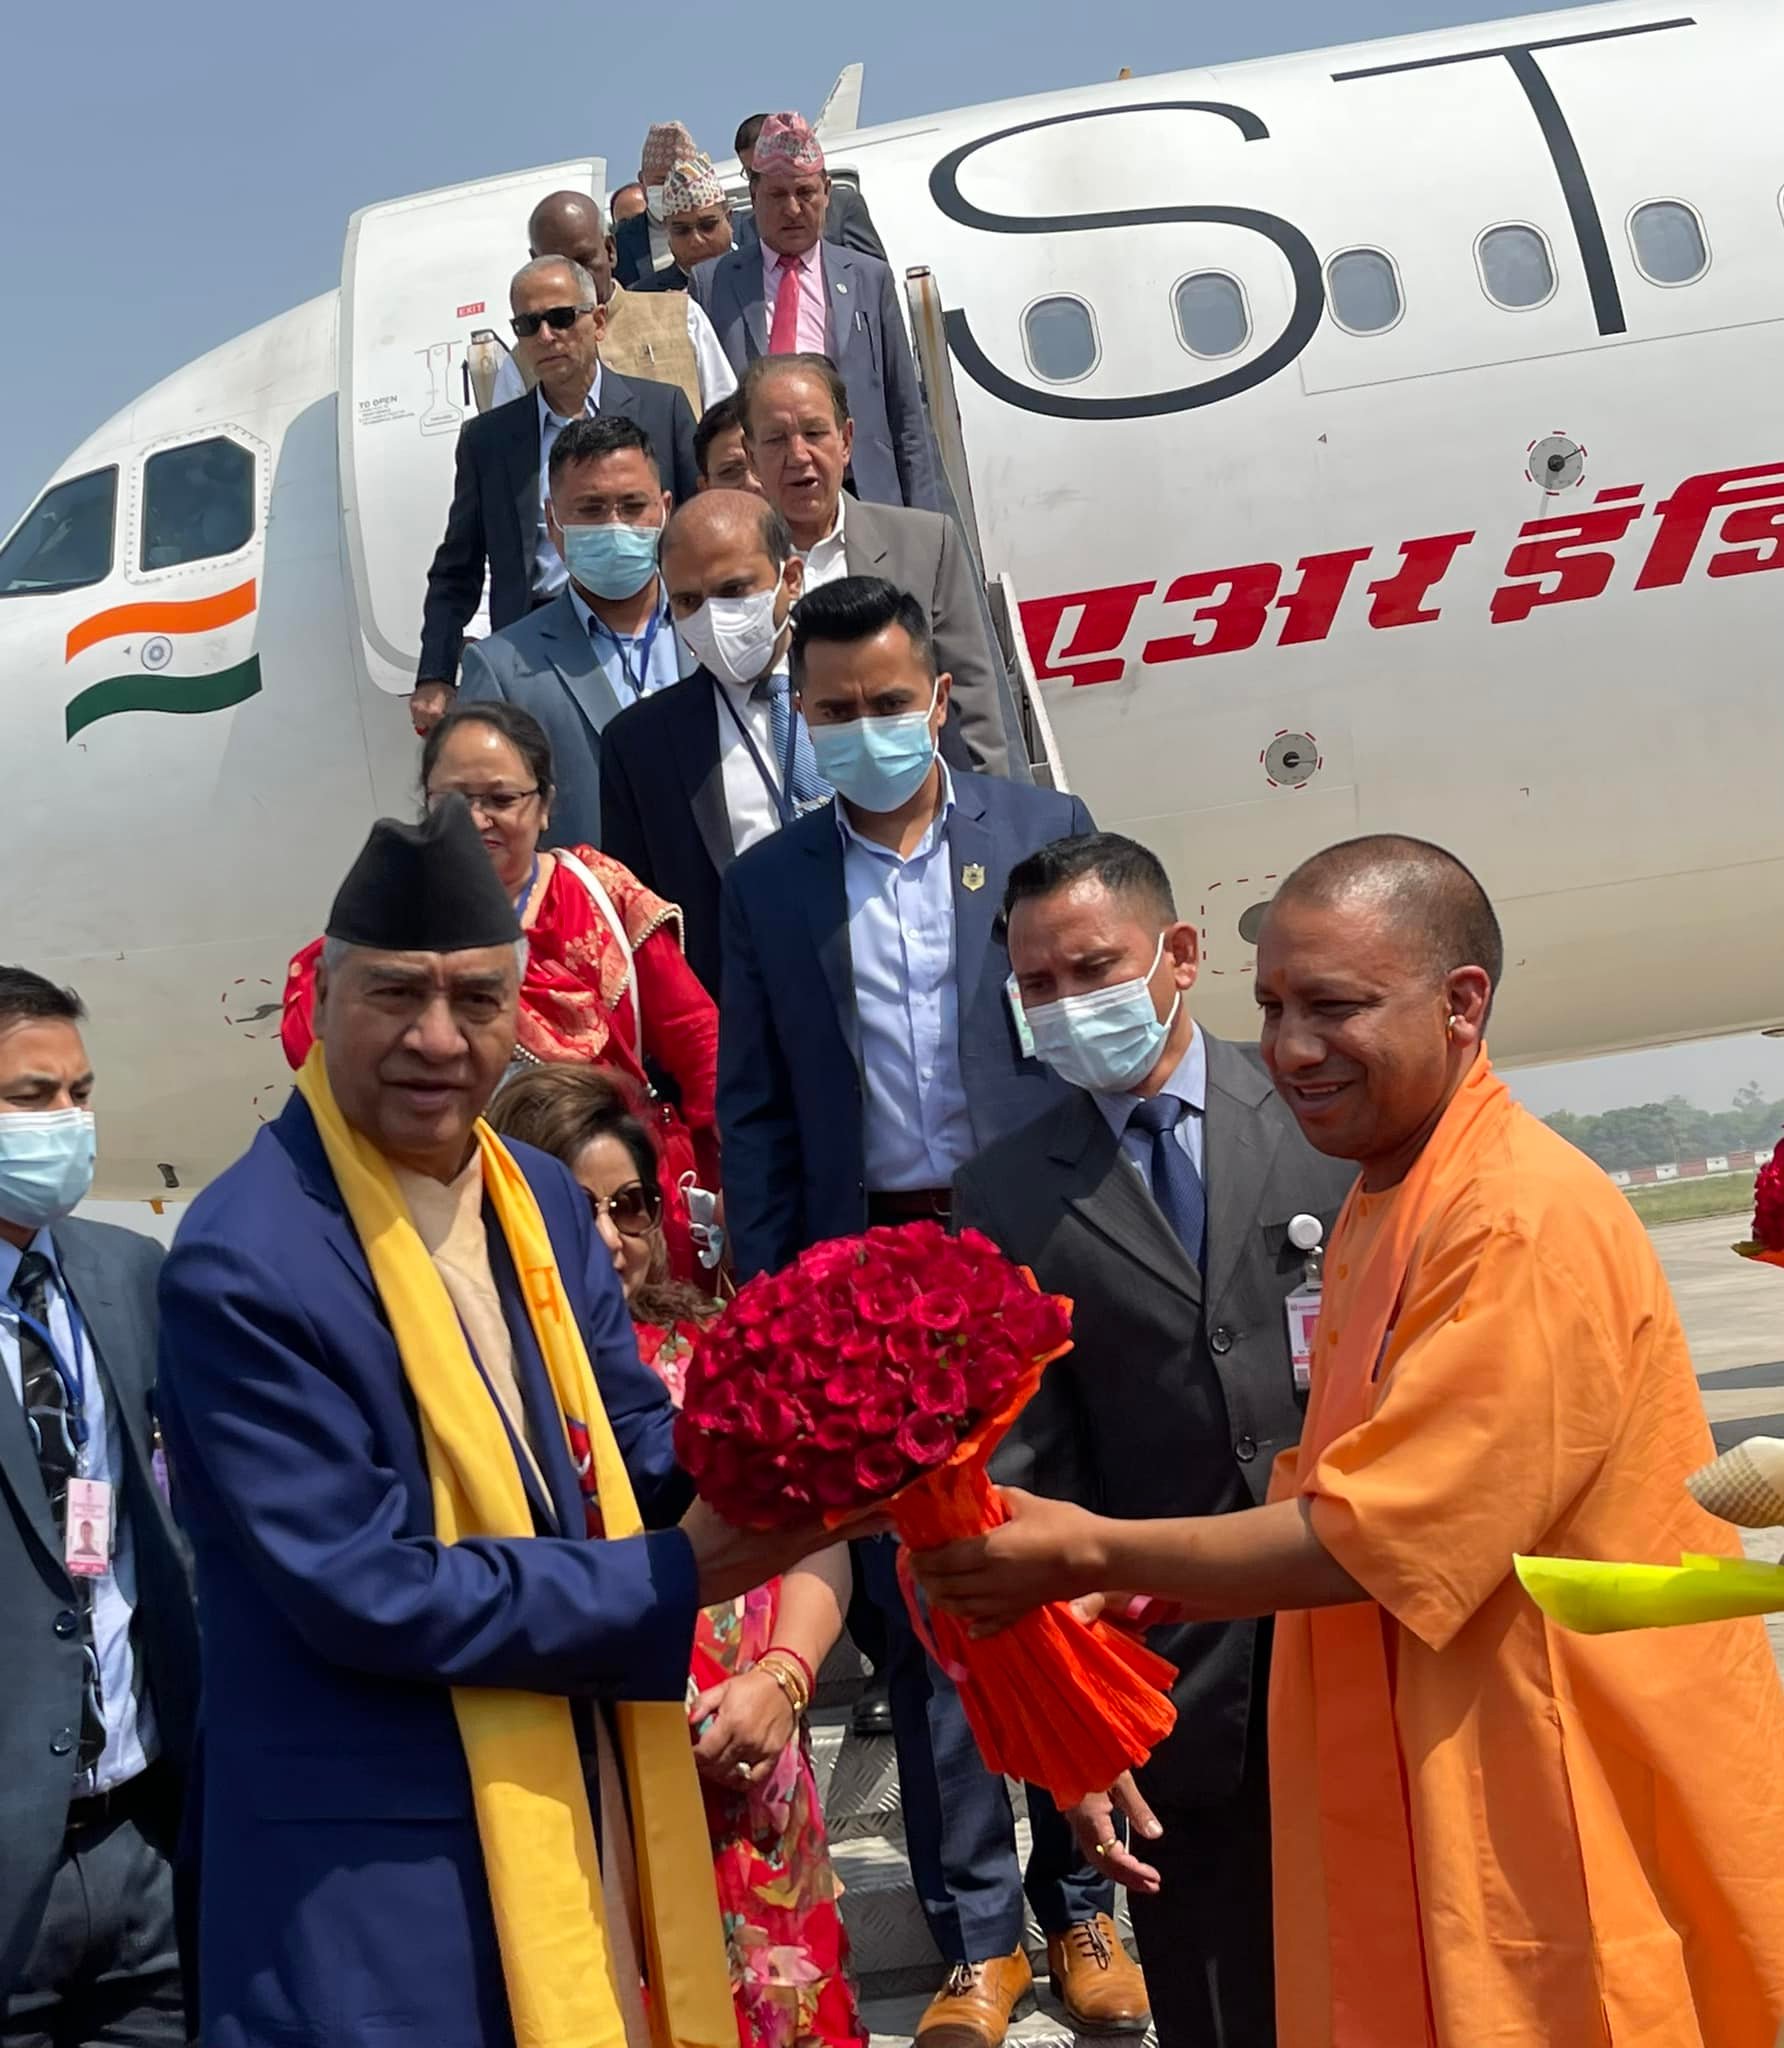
[296,1049,733,2048]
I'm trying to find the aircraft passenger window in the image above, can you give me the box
[1173,272,1250,358]
[140,437,255,572]
[1325,249,1403,335]
[1021,295,1099,382]
[1477,224,1556,309]
[1629,201,1708,285]
[0,468,117,599]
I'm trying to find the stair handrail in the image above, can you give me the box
[902,266,986,579]
[988,572,1069,793]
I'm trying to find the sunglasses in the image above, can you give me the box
[513,305,591,338]
[589,1181,661,1239]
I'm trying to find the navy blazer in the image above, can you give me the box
[0,1218,198,1992]
[158,1096,697,2048]
[717,771,1095,1279]
[690,242,940,513]
[417,369,699,686]
[597,665,737,995]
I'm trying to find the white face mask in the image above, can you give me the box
[675,577,784,687]
[644,183,667,222]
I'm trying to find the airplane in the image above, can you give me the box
[3,0,1782,1201]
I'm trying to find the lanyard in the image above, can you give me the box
[513,854,540,921]
[3,1287,90,1451]
[712,677,800,827]
[586,599,668,706]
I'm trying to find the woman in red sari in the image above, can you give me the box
[489,1065,867,2048]
[281,701,719,1277]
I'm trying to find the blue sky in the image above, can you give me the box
[0,0,1583,527]
[10,0,1775,1122]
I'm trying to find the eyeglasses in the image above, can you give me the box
[513,305,591,338]
[589,1181,661,1239]
[426,786,539,818]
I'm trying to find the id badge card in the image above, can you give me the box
[1284,1285,1322,1395]
[65,1477,113,1578]
[1006,975,1037,1059]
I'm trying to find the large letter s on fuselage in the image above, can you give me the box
[928,102,1325,421]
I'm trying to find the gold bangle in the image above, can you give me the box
[755,1654,810,1717]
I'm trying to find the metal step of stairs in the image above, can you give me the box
[807,1708,1145,2033]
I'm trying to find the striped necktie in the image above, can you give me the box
[14,1250,106,1773]
[754,671,832,813]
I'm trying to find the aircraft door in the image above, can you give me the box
[337,156,603,697]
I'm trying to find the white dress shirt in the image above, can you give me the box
[494,303,735,412]
[533,371,603,597]
[0,1229,156,1794]
[714,663,787,855]
[798,495,849,592]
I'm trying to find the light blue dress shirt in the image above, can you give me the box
[569,578,694,710]
[1094,1023,1208,1195]
[533,369,603,596]
[0,1229,155,1794]
[838,767,976,1192]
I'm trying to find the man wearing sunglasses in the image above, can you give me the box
[415,254,700,737]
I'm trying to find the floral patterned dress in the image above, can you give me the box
[636,1319,866,2048]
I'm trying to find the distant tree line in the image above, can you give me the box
[1543,1082,1784,1171]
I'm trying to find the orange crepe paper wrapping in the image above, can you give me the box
[874,1341,1178,1812]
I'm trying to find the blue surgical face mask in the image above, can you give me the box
[807,681,939,814]
[560,521,660,601]
[0,1109,97,1229]
[1025,935,1181,1095]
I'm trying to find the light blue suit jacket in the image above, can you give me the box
[457,591,622,849]
[690,241,942,514]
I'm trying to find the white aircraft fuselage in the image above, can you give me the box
[3,0,1781,1197]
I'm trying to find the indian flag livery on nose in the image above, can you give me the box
[63,579,261,740]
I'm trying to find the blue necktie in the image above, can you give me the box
[754,672,832,813]
[1128,1095,1206,1274]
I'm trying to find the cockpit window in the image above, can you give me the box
[141,437,255,572]
[0,468,117,599]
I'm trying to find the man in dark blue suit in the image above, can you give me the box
[717,578,1147,2046]
[158,799,808,2048]
[413,254,699,734]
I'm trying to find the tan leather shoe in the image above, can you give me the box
[915,1949,1034,2047]
[1047,1914,1151,2032]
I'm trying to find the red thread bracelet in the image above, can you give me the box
[764,1644,814,1695]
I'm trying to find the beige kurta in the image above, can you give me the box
[393,1157,652,2048]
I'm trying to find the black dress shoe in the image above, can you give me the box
[851,1680,894,1737]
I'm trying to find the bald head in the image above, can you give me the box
[1257,836,1501,1184]
[526,190,613,302]
[1271,835,1502,1005]
[660,489,792,580]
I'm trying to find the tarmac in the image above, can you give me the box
[1652,1212,1784,1665]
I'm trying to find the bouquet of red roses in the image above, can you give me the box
[674,1222,1177,1807]
[1734,1132,1784,1269]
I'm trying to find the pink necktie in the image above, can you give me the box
[769,258,802,354]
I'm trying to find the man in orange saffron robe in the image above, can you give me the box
[918,833,1784,2048]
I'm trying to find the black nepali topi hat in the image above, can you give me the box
[325,796,521,952]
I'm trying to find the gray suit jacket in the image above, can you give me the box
[458,591,654,849]
[954,1031,1355,1811]
[690,243,941,514]
[1,1218,198,1989]
[842,494,1024,782]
